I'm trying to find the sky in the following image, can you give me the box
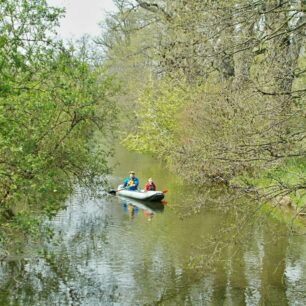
[47,0,116,39]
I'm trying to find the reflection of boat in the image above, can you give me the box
[118,196,165,213]
[117,186,165,202]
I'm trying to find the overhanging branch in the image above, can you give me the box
[135,0,171,20]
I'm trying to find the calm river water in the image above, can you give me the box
[0,147,306,305]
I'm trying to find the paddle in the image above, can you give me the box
[108,188,125,196]
[109,188,168,196]
[108,189,117,195]
[161,200,167,206]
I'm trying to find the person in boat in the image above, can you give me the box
[145,178,156,191]
[122,170,139,191]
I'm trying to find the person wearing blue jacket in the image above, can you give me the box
[122,170,139,190]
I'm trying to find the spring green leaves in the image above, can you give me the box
[0,1,117,237]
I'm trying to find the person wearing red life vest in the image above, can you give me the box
[145,178,156,191]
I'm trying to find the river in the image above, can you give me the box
[0,147,306,305]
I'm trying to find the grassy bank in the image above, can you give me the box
[231,158,306,226]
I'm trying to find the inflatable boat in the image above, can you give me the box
[116,186,165,202]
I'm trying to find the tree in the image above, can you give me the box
[0,0,117,238]
[101,0,306,198]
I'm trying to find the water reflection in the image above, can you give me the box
[123,202,139,219]
[0,190,306,305]
[120,196,164,222]
[1,147,306,305]
[284,237,306,305]
[144,209,154,221]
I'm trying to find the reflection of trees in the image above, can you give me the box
[0,191,305,305]
[259,225,289,305]
[172,186,297,305]
[0,196,120,305]
[0,255,119,305]
[285,237,306,305]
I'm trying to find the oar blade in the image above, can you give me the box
[108,189,117,195]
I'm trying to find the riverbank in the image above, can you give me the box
[230,158,306,227]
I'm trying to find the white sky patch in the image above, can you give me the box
[47,0,116,39]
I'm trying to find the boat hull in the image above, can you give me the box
[117,189,164,202]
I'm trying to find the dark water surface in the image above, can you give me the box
[0,148,306,305]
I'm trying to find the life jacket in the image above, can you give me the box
[145,182,156,191]
[123,177,139,190]
[127,179,135,186]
